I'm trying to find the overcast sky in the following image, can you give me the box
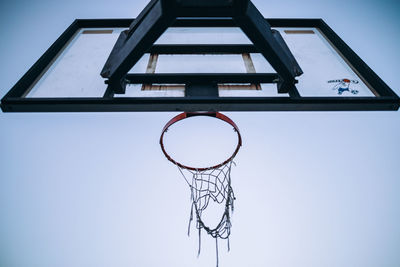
[0,0,399,267]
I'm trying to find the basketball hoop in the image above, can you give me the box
[160,112,242,171]
[160,112,242,266]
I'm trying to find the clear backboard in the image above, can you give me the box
[20,27,379,98]
[1,17,398,112]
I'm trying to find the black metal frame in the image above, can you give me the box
[1,18,399,112]
[101,0,302,95]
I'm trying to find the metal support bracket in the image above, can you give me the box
[100,0,303,97]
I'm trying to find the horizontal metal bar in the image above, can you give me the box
[266,18,323,28]
[2,97,399,112]
[123,73,280,84]
[148,44,258,54]
[170,18,324,27]
[76,18,133,28]
[75,18,325,28]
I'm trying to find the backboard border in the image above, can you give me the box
[1,18,399,112]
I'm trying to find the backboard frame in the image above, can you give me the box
[1,18,399,112]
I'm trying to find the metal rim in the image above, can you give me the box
[160,112,242,171]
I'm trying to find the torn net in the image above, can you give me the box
[178,160,236,266]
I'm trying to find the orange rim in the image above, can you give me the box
[160,112,242,171]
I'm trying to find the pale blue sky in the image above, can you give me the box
[0,0,399,267]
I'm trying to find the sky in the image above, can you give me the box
[0,0,400,267]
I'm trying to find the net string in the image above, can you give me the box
[177,160,236,267]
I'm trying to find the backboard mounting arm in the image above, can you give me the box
[101,0,176,94]
[100,0,303,97]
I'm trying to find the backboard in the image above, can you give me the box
[0,2,398,112]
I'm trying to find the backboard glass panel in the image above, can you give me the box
[279,28,375,97]
[26,28,125,98]
[155,27,252,44]
[25,27,373,98]
[1,18,398,112]
[155,54,248,73]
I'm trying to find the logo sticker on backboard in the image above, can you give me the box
[328,79,359,95]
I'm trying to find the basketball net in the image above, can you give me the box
[160,112,242,267]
